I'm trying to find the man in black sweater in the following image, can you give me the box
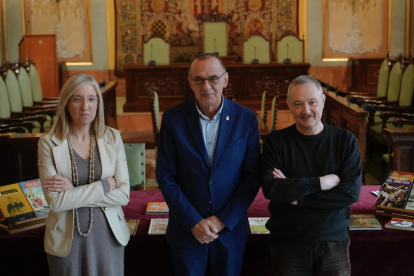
[261,75,362,276]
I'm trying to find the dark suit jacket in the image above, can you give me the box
[156,97,261,248]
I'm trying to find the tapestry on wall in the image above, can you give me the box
[323,0,389,59]
[22,0,93,63]
[115,0,298,75]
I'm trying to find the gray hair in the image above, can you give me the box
[188,53,226,76]
[287,75,323,101]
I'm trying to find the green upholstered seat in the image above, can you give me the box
[369,62,414,146]
[17,66,34,108]
[124,143,146,190]
[385,60,404,102]
[143,37,170,66]
[203,22,227,56]
[277,34,304,63]
[0,77,11,119]
[243,36,270,64]
[5,69,24,113]
[260,91,267,124]
[28,64,43,103]
[397,63,414,107]
[153,91,160,129]
[270,95,279,131]
[376,58,391,98]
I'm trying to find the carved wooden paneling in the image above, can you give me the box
[384,128,414,172]
[102,81,118,129]
[323,91,367,181]
[124,63,310,112]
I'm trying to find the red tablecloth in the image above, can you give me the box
[1,186,414,276]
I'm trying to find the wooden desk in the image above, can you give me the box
[383,128,414,172]
[323,91,368,181]
[124,63,310,112]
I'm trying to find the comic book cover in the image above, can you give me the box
[385,218,414,231]
[0,208,4,222]
[248,217,270,234]
[145,202,169,215]
[18,179,50,217]
[148,218,168,235]
[0,184,36,225]
[375,171,414,209]
[349,214,382,230]
[126,219,140,235]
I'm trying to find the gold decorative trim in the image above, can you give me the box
[322,58,349,62]
[65,62,93,66]
[388,0,391,52]
[20,0,25,35]
[406,0,411,57]
[2,0,8,61]
[106,0,115,70]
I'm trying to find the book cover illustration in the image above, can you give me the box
[148,218,168,235]
[406,186,414,211]
[375,171,414,209]
[126,219,140,235]
[146,202,169,214]
[349,214,382,230]
[0,184,36,225]
[248,217,270,234]
[385,218,414,231]
[18,179,49,217]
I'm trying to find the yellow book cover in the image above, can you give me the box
[248,217,270,234]
[126,219,140,235]
[0,184,36,225]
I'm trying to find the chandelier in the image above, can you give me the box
[332,0,377,14]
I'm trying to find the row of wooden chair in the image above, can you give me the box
[0,58,57,133]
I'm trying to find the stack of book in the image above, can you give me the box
[0,179,50,234]
[145,202,169,215]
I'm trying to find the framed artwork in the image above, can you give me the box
[22,0,93,64]
[323,0,389,59]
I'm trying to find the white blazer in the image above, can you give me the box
[38,127,130,257]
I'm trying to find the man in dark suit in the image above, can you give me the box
[156,53,261,276]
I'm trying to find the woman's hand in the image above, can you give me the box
[43,175,74,192]
[106,177,117,192]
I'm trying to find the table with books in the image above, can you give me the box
[1,185,414,276]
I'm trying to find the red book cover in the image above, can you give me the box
[385,218,414,231]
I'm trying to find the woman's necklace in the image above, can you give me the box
[67,133,96,237]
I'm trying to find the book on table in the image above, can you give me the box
[145,202,169,215]
[126,219,140,235]
[349,214,382,230]
[0,179,49,227]
[385,218,414,231]
[375,171,414,210]
[248,217,270,234]
[148,218,168,235]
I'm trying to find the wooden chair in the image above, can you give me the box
[149,91,160,149]
[0,126,26,133]
[269,87,280,132]
[124,143,146,190]
[348,52,393,101]
[3,63,53,133]
[276,31,304,63]
[15,61,57,118]
[0,66,46,132]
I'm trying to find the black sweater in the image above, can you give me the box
[261,123,362,245]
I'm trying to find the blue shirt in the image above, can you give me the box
[196,98,224,166]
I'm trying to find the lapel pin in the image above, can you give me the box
[226,116,229,121]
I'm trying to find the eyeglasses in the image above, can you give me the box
[70,96,99,105]
[189,72,227,86]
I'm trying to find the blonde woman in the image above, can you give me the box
[38,74,130,276]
